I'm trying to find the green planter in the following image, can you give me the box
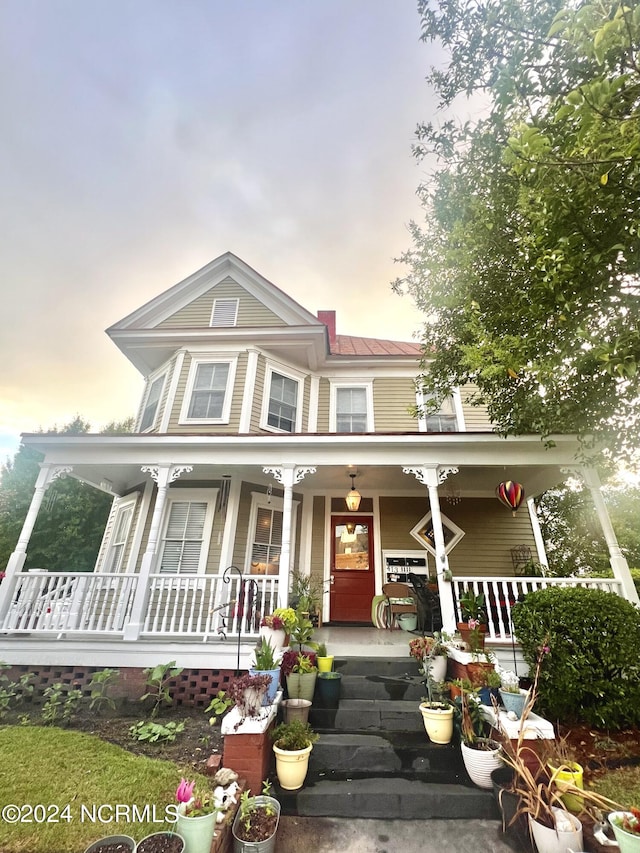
[316,672,342,709]
[286,671,317,702]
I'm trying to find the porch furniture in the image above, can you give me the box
[408,572,442,633]
[381,582,417,630]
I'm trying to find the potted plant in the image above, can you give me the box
[467,649,497,689]
[457,589,488,648]
[418,653,454,744]
[459,687,503,789]
[137,831,185,853]
[249,637,281,705]
[271,719,319,790]
[232,780,280,853]
[281,650,318,701]
[83,837,137,853]
[498,669,529,718]
[172,777,217,853]
[409,631,449,683]
[316,641,334,672]
[227,672,272,722]
[608,809,640,853]
[477,667,502,706]
[260,607,295,650]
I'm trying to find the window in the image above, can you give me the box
[210,298,239,327]
[103,497,137,573]
[179,356,237,424]
[419,392,458,432]
[330,382,373,432]
[260,365,304,433]
[246,492,298,575]
[140,374,166,432]
[158,494,216,574]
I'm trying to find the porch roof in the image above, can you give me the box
[21,431,581,498]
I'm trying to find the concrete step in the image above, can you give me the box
[339,673,425,702]
[334,656,415,677]
[323,698,425,732]
[275,777,499,820]
[308,732,465,782]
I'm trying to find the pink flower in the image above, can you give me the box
[176,778,195,804]
[468,618,479,630]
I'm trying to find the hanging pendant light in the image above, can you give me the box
[345,473,361,512]
[496,480,525,516]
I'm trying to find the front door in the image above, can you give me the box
[329,516,375,623]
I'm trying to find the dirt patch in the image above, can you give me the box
[557,721,640,783]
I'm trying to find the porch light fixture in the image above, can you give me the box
[345,473,361,512]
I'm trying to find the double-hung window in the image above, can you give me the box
[103,496,137,573]
[261,364,304,433]
[246,492,298,575]
[418,391,460,433]
[330,381,373,432]
[140,373,166,432]
[158,492,216,574]
[180,356,237,424]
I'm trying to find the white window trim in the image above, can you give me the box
[157,488,218,575]
[139,370,167,433]
[244,491,298,575]
[452,388,466,431]
[416,388,459,433]
[329,379,374,432]
[178,355,238,425]
[210,297,239,327]
[260,361,305,433]
[103,495,138,573]
[410,511,465,556]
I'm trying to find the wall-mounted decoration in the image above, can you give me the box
[410,512,465,556]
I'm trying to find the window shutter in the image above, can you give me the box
[211,298,239,327]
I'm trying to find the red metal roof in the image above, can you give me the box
[330,334,422,356]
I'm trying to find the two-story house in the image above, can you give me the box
[0,252,635,676]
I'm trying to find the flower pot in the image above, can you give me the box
[316,671,342,708]
[398,613,417,631]
[499,687,529,718]
[491,767,534,853]
[259,626,286,650]
[137,831,186,853]
[243,686,268,716]
[83,836,136,853]
[478,685,499,706]
[467,661,496,688]
[286,671,317,702]
[273,742,314,790]
[281,698,312,724]
[461,738,503,789]
[419,702,454,744]
[232,795,280,853]
[317,655,334,672]
[608,812,640,853]
[548,762,584,813]
[458,622,487,648]
[528,807,583,853]
[249,667,281,705]
[175,805,216,853]
[427,654,447,684]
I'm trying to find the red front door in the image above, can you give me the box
[329,516,375,623]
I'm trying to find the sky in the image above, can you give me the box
[0,0,448,462]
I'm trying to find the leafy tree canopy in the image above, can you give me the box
[0,416,133,572]
[394,0,640,465]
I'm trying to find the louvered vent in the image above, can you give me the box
[210,298,239,327]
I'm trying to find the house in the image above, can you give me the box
[0,252,635,679]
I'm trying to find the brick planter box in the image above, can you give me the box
[221,703,278,795]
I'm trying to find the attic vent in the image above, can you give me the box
[210,298,239,327]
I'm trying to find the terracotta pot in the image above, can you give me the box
[466,661,495,688]
[458,622,487,648]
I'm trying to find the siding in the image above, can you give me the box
[373,377,417,431]
[459,383,493,431]
[156,277,285,328]
[316,379,330,431]
[309,496,326,594]
[250,356,267,431]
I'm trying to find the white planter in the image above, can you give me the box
[260,626,286,650]
[427,654,447,683]
[419,702,454,744]
[273,743,313,790]
[461,739,503,789]
[528,808,583,853]
[608,812,640,853]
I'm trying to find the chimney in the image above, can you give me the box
[318,310,336,346]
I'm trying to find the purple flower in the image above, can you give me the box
[176,778,195,804]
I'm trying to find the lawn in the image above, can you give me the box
[0,725,209,853]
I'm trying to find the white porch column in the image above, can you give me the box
[527,496,549,571]
[583,467,639,604]
[0,464,72,623]
[263,465,316,607]
[403,465,458,632]
[123,464,193,641]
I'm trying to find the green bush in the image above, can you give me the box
[512,587,640,729]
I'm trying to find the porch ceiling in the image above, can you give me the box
[22,432,580,498]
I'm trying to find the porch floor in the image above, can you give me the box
[314,624,411,658]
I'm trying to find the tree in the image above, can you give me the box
[394,0,640,464]
[0,416,133,572]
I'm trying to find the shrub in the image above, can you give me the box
[512,587,640,729]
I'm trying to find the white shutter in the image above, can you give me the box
[210,298,239,327]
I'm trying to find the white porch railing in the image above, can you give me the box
[452,575,624,643]
[141,573,279,639]
[1,571,139,634]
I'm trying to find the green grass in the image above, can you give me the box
[0,725,208,853]
[590,764,640,811]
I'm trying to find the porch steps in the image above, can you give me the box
[275,656,499,821]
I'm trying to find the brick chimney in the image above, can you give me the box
[317,310,336,346]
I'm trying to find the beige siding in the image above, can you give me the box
[378,496,536,576]
[316,379,330,431]
[459,383,494,431]
[250,356,267,431]
[156,278,286,328]
[309,496,326,593]
[373,377,417,431]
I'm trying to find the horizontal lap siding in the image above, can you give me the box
[156,278,285,328]
[373,377,417,431]
[316,379,330,431]
[250,356,267,431]
[379,497,430,550]
[459,383,493,431]
[310,496,326,593]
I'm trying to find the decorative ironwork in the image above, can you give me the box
[220,565,259,675]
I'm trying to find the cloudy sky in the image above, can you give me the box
[0,1,447,461]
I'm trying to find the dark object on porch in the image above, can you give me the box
[381,582,417,630]
[408,573,442,633]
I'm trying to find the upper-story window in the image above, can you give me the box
[140,373,166,432]
[179,356,237,424]
[261,364,304,433]
[417,391,460,432]
[330,381,374,432]
[210,298,239,327]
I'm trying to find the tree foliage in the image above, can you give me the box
[0,416,132,572]
[394,0,640,463]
